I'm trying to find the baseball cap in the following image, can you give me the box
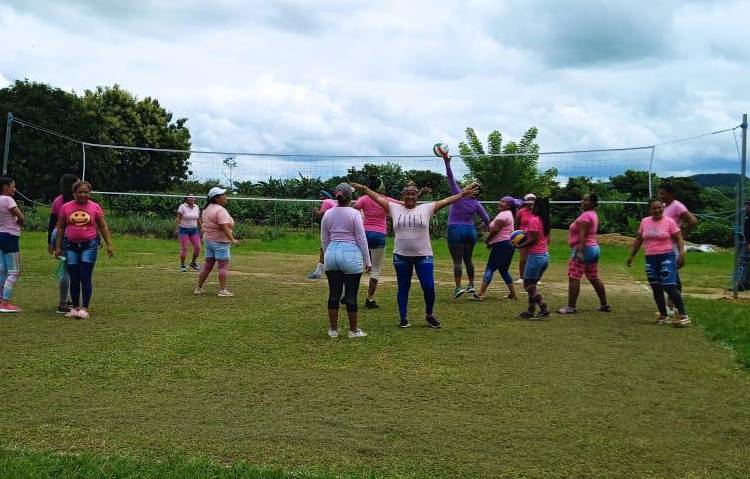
[334,182,354,198]
[523,193,537,203]
[320,190,333,199]
[207,187,227,200]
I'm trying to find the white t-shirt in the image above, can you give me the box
[389,202,435,256]
[0,195,20,236]
[177,203,200,228]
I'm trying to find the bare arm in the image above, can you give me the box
[220,223,239,246]
[672,230,686,268]
[350,183,389,211]
[95,215,115,257]
[174,212,183,236]
[433,182,480,214]
[627,233,644,267]
[516,230,538,250]
[680,211,698,235]
[575,220,590,260]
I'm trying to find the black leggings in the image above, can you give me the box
[650,283,686,316]
[448,243,476,279]
[326,271,362,313]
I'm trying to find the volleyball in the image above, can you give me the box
[432,143,449,158]
[510,230,526,247]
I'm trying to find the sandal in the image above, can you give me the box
[557,306,577,315]
[598,305,611,312]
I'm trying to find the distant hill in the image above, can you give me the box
[689,173,745,188]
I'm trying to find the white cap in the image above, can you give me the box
[207,187,227,200]
[523,193,536,202]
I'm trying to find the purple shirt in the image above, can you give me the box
[320,207,371,268]
[444,161,490,226]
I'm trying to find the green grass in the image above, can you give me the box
[2,231,750,478]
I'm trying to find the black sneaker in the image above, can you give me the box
[516,310,535,319]
[365,299,379,309]
[426,316,441,329]
[537,309,551,319]
[399,318,410,328]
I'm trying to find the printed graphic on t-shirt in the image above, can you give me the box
[69,210,92,227]
[395,211,427,231]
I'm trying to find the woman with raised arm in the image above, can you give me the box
[513,198,551,319]
[627,198,690,327]
[352,180,480,329]
[54,180,115,319]
[441,154,490,299]
[472,196,522,301]
[558,193,610,314]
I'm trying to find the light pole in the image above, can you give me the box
[223,156,237,189]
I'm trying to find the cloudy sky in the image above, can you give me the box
[1,0,748,181]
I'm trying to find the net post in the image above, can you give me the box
[81,143,87,180]
[647,146,655,198]
[733,114,748,299]
[2,112,13,175]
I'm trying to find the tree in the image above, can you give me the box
[0,80,191,200]
[609,170,655,201]
[458,126,558,199]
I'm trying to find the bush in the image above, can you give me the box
[690,220,734,247]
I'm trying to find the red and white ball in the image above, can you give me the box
[432,143,449,158]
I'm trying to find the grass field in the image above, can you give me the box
[2,231,750,478]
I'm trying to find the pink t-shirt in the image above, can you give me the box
[389,202,435,256]
[51,195,65,216]
[526,215,549,254]
[487,210,514,245]
[177,203,200,228]
[0,195,20,236]
[320,199,337,214]
[320,207,371,268]
[516,207,534,231]
[639,216,680,256]
[60,200,104,242]
[568,210,599,247]
[353,195,393,234]
[663,200,688,225]
[202,203,234,242]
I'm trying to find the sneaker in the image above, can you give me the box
[307,271,322,280]
[189,262,200,271]
[598,305,611,313]
[672,314,691,327]
[516,310,535,319]
[557,306,577,315]
[452,287,466,300]
[514,278,524,284]
[399,318,410,328]
[365,298,379,309]
[56,304,71,314]
[77,309,89,319]
[507,293,518,300]
[193,287,206,295]
[65,308,80,318]
[465,284,476,294]
[328,329,339,338]
[656,315,670,325]
[217,289,234,297]
[537,309,551,319]
[666,307,676,318]
[180,265,187,272]
[348,329,368,338]
[426,316,441,329]
[0,302,21,313]
[470,293,483,301]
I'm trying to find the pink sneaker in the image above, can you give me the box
[65,308,80,318]
[0,302,21,313]
[77,309,90,319]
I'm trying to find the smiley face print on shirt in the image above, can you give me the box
[69,210,92,227]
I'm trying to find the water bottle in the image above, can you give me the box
[55,256,67,279]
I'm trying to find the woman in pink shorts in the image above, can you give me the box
[558,193,610,314]
[174,194,202,272]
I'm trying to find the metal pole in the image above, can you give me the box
[2,112,13,175]
[647,146,655,198]
[733,113,747,299]
[81,143,86,180]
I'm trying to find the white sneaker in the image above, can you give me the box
[193,287,206,295]
[217,289,234,297]
[514,278,524,284]
[328,329,339,338]
[348,329,367,338]
[672,314,691,327]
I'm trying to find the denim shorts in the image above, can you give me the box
[524,252,549,282]
[569,245,600,264]
[179,226,199,237]
[324,241,364,274]
[447,224,477,246]
[204,240,231,260]
[366,231,386,249]
[0,232,20,253]
[64,237,99,264]
[645,252,678,286]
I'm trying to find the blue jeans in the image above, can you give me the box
[365,231,386,249]
[204,240,231,260]
[178,226,199,237]
[523,252,549,282]
[645,252,678,286]
[324,241,364,274]
[569,245,600,264]
[447,224,477,246]
[393,254,435,320]
[483,240,515,285]
[64,238,99,309]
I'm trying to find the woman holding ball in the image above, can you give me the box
[352,179,480,329]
